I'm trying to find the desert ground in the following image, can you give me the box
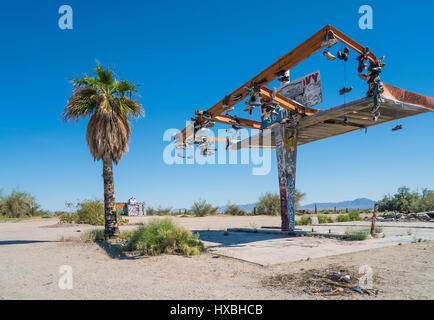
[0,215,433,300]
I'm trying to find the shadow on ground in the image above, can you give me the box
[95,241,147,260]
[0,240,56,245]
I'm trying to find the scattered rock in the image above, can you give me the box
[342,275,351,282]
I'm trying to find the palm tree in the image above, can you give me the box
[61,63,144,239]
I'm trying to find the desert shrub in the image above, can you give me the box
[256,190,306,216]
[56,212,77,223]
[377,186,434,213]
[337,214,350,222]
[344,228,370,241]
[121,218,204,255]
[147,207,173,216]
[348,211,362,221]
[0,189,45,218]
[191,199,218,217]
[80,229,106,242]
[225,203,247,216]
[58,200,127,226]
[71,200,105,225]
[322,210,332,214]
[256,193,280,216]
[318,215,334,224]
[374,226,383,234]
[300,214,311,225]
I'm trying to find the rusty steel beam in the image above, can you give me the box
[179,25,378,141]
[328,26,377,63]
[213,115,262,130]
[260,87,320,116]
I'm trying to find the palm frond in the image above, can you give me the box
[63,62,144,163]
[61,87,101,122]
[116,97,145,119]
[111,80,141,97]
[94,63,115,86]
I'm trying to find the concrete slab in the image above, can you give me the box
[198,222,434,266]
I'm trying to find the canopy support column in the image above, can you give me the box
[273,123,297,231]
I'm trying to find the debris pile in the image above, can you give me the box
[264,266,378,297]
[375,212,434,222]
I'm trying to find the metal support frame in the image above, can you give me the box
[176,25,388,231]
[273,124,298,231]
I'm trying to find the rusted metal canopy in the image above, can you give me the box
[228,84,434,150]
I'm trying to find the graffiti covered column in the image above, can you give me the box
[273,123,297,231]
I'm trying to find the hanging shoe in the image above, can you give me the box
[278,75,290,83]
[232,93,243,101]
[358,73,370,81]
[321,31,338,48]
[356,55,368,73]
[337,47,349,61]
[243,105,255,115]
[372,112,380,122]
[323,49,336,61]
[343,117,349,125]
[339,87,353,95]
[370,102,380,113]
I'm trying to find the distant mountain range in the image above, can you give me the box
[175,198,376,213]
[300,198,376,210]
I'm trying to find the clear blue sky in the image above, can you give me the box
[1,0,433,211]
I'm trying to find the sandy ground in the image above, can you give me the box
[0,216,433,300]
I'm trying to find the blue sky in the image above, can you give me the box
[0,0,433,211]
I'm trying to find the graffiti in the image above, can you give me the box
[283,136,297,152]
[273,124,297,231]
[278,71,322,108]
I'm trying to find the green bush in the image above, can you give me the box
[121,218,204,256]
[58,200,127,226]
[377,186,434,213]
[191,199,218,217]
[56,212,77,223]
[318,215,334,224]
[344,228,370,241]
[72,200,105,225]
[80,229,106,242]
[147,207,173,216]
[300,214,311,225]
[256,193,280,216]
[0,189,45,218]
[337,214,350,222]
[225,203,247,216]
[256,190,305,216]
[374,226,383,234]
[348,211,362,221]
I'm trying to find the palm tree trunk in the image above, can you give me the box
[102,157,120,239]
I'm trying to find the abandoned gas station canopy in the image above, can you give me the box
[228,83,434,149]
[175,25,433,232]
